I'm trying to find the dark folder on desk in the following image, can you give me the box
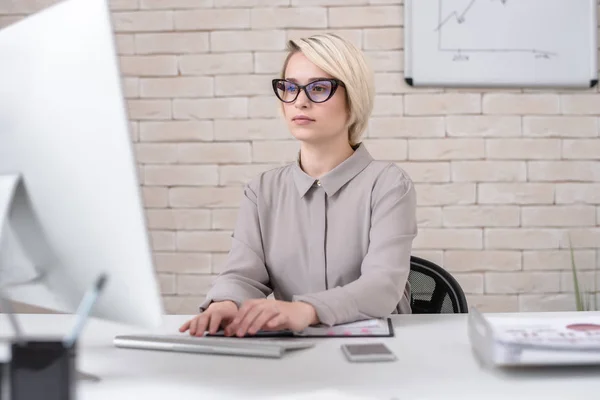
[208,318,395,338]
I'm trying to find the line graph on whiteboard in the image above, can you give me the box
[434,0,557,61]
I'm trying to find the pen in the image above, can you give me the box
[63,273,108,348]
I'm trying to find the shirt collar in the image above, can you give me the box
[292,143,373,198]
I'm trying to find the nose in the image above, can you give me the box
[294,88,310,109]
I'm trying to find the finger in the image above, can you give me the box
[266,314,287,330]
[247,308,279,335]
[208,313,223,335]
[179,319,191,332]
[227,300,259,334]
[236,305,267,337]
[194,314,210,337]
[189,316,198,336]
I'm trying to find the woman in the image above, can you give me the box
[180,33,417,338]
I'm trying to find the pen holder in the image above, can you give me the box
[9,339,76,400]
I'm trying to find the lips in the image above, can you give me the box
[292,115,315,121]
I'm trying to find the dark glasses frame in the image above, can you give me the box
[271,78,346,103]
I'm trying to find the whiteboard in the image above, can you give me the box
[404,0,598,88]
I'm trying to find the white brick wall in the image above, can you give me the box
[4,0,598,314]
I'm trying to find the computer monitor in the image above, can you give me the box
[0,0,163,329]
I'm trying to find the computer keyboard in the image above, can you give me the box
[113,334,316,359]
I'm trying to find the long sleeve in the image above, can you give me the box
[293,174,417,326]
[198,180,272,312]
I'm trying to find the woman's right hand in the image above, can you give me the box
[178,300,238,337]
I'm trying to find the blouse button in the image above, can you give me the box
[316,180,322,186]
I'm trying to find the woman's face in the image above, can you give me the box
[280,52,348,145]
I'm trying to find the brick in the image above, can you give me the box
[140,77,213,98]
[253,141,299,163]
[329,6,402,28]
[518,294,575,312]
[214,119,288,140]
[176,275,215,297]
[147,209,211,230]
[251,8,326,29]
[154,252,211,273]
[215,74,272,96]
[140,121,213,142]
[560,270,600,293]
[560,228,600,249]
[522,205,596,227]
[408,139,484,160]
[130,121,140,142]
[375,73,441,94]
[173,98,248,120]
[219,164,280,186]
[523,250,597,271]
[483,94,559,115]
[211,30,286,52]
[0,0,57,14]
[0,16,22,28]
[451,161,526,182]
[478,183,555,205]
[291,0,366,4]
[561,94,600,115]
[369,0,402,3]
[466,295,519,312]
[150,230,176,251]
[524,116,598,138]
[372,95,403,116]
[249,97,280,118]
[135,32,209,54]
[286,29,363,49]
[405,94,481,115]
[120,55,177,76]
[485,229,562,250]
[363,28,403,50]
[157,273,176,295]
[556,183,600,204]
[127,100,171,120]
[212,209,239,230]
[216,0,289,6]
[486,139,561,160]
[414,184,475,206]
[162,295,206,314]
[416,207,442,227]
[365,51,403,72]
[144,165,218,186]
[410,251,444,266]
[486,272,561,295]
[169,187,243,208]
[446,116,521,137]
[395,162,450,182]
[369,117,444,137]
[177,231,232,252]
[174,9,249,30]
[179,53,254,75]
[412,229,482,249]
[443,206,519,228]
[444,251,521,272]
[528,161,600,181]
[110,0,139,10]
[361,139,407,160]
[115,34,135,55]
[255,52,287,74]
[112,11,173,32]
[122,77,139,98]
[178,143,252,164]
[135,143,178,164]
[142,187,168,208]
[563,139,600,159]
[453,273,484,294]
[141,0,212,8]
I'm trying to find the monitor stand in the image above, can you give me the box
[0,173,101,383]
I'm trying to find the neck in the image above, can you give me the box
[299,137,355,179]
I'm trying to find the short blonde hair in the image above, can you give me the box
[281,33,375,146]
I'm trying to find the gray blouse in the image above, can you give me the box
[198,143,418,326]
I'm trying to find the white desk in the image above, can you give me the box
[2,312,600,400]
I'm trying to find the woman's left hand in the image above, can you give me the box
[225,299,318,337]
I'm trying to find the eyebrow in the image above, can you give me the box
[285,77,330,83]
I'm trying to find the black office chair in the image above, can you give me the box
[408,256,468,314]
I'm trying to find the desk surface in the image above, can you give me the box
[2,312,600,400]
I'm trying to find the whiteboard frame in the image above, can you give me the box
[404,0,598,88]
